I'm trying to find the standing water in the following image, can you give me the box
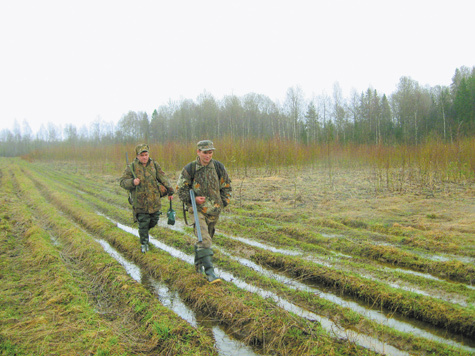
[96,237,259,356]
[111,219,409,356]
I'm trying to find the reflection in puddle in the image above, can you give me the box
[146,277,258,355]
[111,219,409,356]
[145,276,197,327]
[305,255,334,267]
[209,223,473,309]
[215,269,409,356]
[97,235,257,356]
[304,252,471,307]
[212,326,257,356]
[320,233,344,238]
[220,249,475,351]
[391,265,474,291]
[106,215,474,354]
[306,252,469,306]
[423,253,475,264]
[217,220,474,295]
[391,267,442,281]
[228,235,301,256]
[212,225,474,309]
[97,239,141,282]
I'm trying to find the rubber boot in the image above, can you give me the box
[194,246,204,274]
[202,254,221,284]
[141,243,149,253]
[195,247,221,284]
[139,229,149,253]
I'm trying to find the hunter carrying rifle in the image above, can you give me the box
[176,140,232,284]
[120,144,174,253]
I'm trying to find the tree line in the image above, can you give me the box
[1,66,474,157]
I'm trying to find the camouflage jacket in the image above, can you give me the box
[119,158,174,214]
[176,158,232,216]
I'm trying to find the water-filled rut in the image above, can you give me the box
[97,238,259,356]
[112,215,475,354]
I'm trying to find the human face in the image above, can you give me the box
[197,149,214,165]
[137,151,149,165]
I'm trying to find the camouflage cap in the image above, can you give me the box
[197,140,215,151]
[135,144,149,155]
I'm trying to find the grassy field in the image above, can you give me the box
[1,158,474,355]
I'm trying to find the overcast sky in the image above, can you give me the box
[1,0,473,134]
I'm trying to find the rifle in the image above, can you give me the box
[125,152,137,179]
[125,152,137,205]
[189,189,202,242]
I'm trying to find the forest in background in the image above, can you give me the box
[1,65,474,178]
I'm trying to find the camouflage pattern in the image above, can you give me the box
[137,211,160,244]
[120,158,174,215]
[176,158,232,216]
[197,140,215,151]
[135,143,149,155]
[192,210,218,249]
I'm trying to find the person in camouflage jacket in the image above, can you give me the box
[120,144,174,253]
[176,140,232,283]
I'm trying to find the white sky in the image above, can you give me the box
[1,0,473,134]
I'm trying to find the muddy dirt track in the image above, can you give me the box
[1,159,474,355]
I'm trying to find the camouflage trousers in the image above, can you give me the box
[192,210,219,249]
[137,211,161,245]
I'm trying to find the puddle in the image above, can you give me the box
[304,255,334,268]
[97,237,258,356]
[320,233,344,238]
[105,216,475,354]
[211,225,474,306]
[211,326,257,356]
[391,267,442,281]
[219,249,475,351]
[171,219,302,256]
[228,234,302,256]
[418,252,475,265]
[111,219,409,356]
[97,239,141,282]
[304,254,469,307]
[358,272,469,307]
[145,275,257,356]
[216,268,410,356]
[142,274,197,327]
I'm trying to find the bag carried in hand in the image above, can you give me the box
[167,200,176,225]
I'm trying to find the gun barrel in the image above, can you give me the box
[125,152,137,179]
[189,189,202,242]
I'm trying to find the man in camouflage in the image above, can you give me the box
[120,144,175,253]
[176,140,232,284]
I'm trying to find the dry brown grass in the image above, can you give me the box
[233,165,475,240]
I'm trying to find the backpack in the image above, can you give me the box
[184,159,225,182]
